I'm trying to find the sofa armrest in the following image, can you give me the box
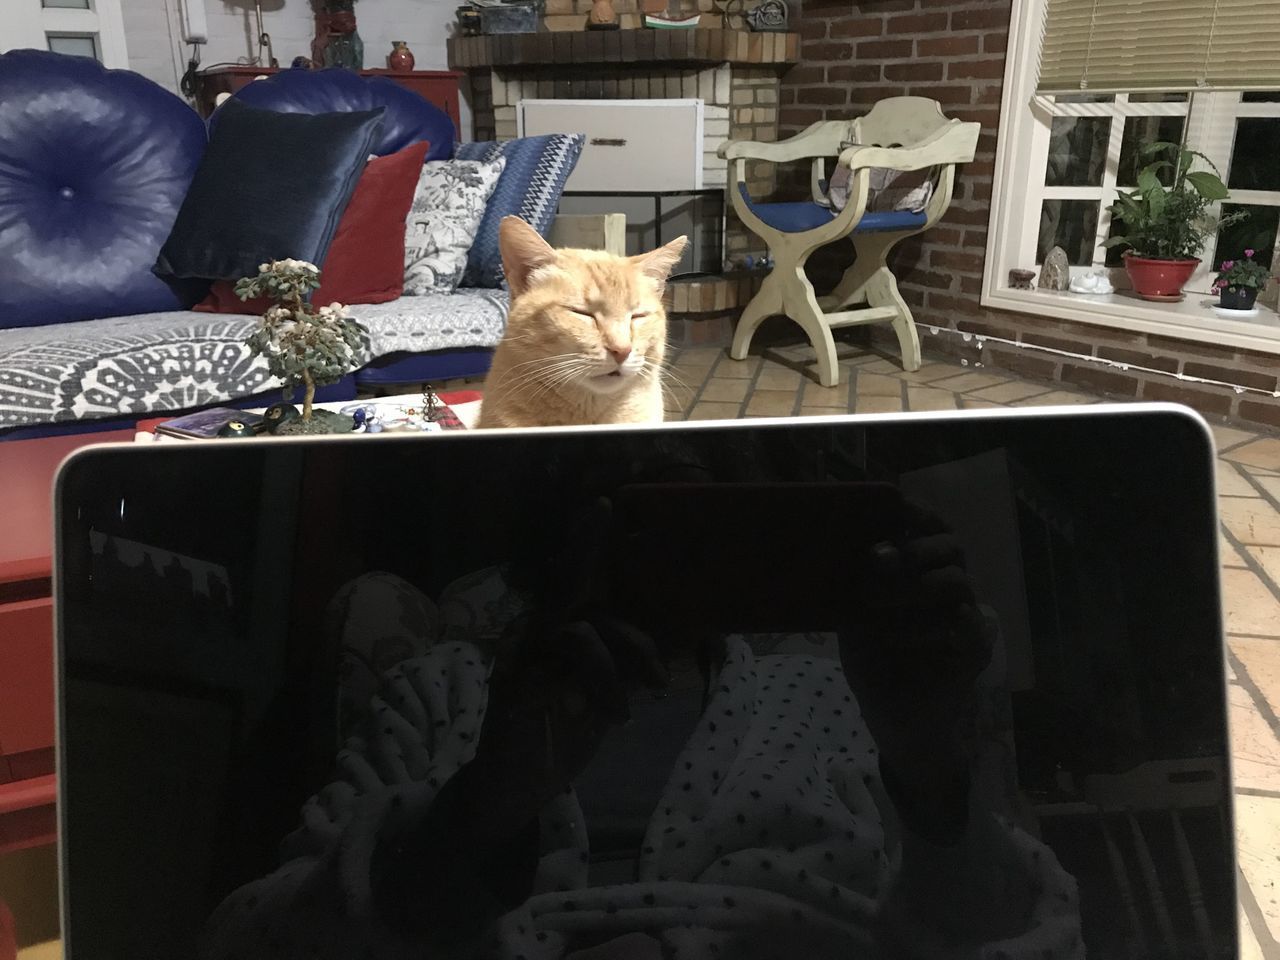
[548,213,627,256]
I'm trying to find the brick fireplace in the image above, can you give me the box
[448,29,799,273]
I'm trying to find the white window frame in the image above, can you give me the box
[983,0,1280,355]
[5,0,129,69]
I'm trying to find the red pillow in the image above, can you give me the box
[196,138,430,313]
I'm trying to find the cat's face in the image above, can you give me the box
[497,217,687,397]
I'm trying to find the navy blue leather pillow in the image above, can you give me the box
[155,99,385,281]
[0,50,208,329]
[228,67,454,161]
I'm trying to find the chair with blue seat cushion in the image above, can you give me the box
[228,66,454,160]
[720,97,980,386]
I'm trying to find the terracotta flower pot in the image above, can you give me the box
[1122,253,1200,301]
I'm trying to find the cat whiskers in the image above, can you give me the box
[500,355,595,403]
[489,352,581,391]
[643,357,695,411]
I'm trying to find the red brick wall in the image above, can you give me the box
[778,0,1280,431]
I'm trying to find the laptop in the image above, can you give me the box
[54,405,1235,959]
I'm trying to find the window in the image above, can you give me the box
[3,0,128,68]
[984,0,1280,353]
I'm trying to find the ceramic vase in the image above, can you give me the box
[587,0,619,29]
[388,41,415,71]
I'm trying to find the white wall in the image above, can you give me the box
[119,0,467,133]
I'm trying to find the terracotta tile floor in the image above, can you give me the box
[12,345,1280,957]
[665,342,1280,957]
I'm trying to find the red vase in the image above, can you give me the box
[388,41,415,72]
[1122,253,1200,301]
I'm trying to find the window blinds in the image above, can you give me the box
[1037,0,1280,94]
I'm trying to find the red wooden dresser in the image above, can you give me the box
[0,430,136,854]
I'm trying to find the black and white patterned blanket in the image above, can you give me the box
[0,289,508,431]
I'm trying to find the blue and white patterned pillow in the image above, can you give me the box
[455,133,585,289]
[403,157,505,295]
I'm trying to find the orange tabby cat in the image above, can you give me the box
[476,216,687,428]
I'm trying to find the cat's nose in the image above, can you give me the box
[608,346,632,366]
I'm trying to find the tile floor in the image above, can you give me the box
[663,342,1280,958]
[12,344,1280,957]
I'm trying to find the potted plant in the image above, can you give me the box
[238,259,367,434]
[1212,249,1273,311]
[1103,141,1242,301]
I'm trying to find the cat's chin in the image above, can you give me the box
[581,370,636,394]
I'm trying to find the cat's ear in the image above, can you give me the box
[500,216,558,298]
[633,236,689,289]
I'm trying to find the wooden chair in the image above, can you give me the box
[719,97,980,385]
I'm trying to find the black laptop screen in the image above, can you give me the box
[56,410,1234,960]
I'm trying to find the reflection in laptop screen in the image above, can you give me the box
[55,408,1234,960]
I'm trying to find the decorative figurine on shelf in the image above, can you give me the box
[422,386,442,421]
[744,0,788,31]
[1038,246,1071,291]
[1068,271,1116,296]
[387,40,415,71]
[290,55,315,69]
[587,0,620,29]
[238,260,367,434]
[1009,268,1036,290]
[456,5,482,35]
[312,0,363,70]
[261,402,301,433]
[215,418,257,439]
[716,0,745,29]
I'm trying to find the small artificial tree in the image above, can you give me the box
[238,260,365,426]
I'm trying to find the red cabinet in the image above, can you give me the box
[0,429,138,853]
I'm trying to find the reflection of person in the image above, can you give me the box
[201,488,1083,960]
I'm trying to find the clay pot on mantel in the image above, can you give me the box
[387,40,415,71]
[587,0,620,29]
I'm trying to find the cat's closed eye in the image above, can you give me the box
[561,305,594,320]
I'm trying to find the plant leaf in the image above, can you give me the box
[1137,167,1162,195]
[1184,170,1230,201]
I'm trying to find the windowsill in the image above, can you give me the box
[980,285,1280,356]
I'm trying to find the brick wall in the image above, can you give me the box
[779,0,1280,430]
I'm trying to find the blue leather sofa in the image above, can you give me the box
[0,51,505,439]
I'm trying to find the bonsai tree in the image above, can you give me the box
[238,260,365,424]
[1104,141,1240,262]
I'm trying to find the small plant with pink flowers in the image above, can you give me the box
[1213,249,1273,310]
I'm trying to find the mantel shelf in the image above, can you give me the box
[447,29,799,71]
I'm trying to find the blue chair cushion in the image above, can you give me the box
[737,185,928,235]
[455,134,586,288]
[155,99,384,281]
[228,67,454,161]
[0,50,209,329]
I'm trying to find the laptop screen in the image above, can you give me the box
[55,408,1234,960]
